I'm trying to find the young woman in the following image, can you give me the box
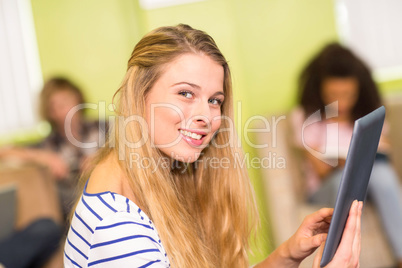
[64,25,362,267]
[292,43,402,266]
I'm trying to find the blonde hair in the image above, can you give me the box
[79,24,258,267]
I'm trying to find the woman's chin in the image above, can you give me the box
[172,152,201,163]
[156,148,201,164]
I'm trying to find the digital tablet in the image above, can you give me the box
[320,106,386,267]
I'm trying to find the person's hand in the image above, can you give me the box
[254,207,333,268]
[313,200,362,268]
[253,201,362,268]
[283,207,333,264]
[338,158,346,167]
[39,152,70,180]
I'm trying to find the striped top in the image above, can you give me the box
[64,182,170,267]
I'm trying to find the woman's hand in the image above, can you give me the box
[313,200,362,268]
[284,207,334,264]
[253,201,362,268]
[255,207,334,268]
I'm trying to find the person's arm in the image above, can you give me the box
[254,201,362,268]
[305,152,346,180]
[0,147,69,179]
[289,108,344,180]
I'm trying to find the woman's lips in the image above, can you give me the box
[179,129,207,147]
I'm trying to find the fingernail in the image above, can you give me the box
[353,200,359,210]
[359,201,363,211]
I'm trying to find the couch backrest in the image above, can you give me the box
[385,92,402,183]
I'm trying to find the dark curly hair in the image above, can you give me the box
[298,43,382,122]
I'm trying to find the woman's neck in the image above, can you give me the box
[87,152,139,204]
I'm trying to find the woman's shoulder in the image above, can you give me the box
[66,191,169,267]
[86,155,128,196]
[72,187,153,237]
[77,157,143,226]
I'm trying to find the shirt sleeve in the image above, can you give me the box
[87,211,169,267]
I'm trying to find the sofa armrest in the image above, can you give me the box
[0,163,62,230]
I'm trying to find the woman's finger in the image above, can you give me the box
[335,200,359,256]
[352,201,363,258]
[313,221,331,234]
[300,233,327,252]
[304,208,334,227]
[313,242,325,268]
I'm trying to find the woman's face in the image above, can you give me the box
[145,53,225,163]
[321,77,359,119]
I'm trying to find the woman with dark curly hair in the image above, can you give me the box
[292,43,402,266]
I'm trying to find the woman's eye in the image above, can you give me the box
[209,98,223,106]
[179,91,193,99]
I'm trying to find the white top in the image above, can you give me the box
[64,182,170,267]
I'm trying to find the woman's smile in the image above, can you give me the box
[179,128,208,146]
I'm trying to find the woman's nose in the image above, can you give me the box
[191,100,211,127]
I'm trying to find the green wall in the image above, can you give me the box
[29,0,402,265]
[31,0,145,114]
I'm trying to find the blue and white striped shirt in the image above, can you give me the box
[64,183,170,267]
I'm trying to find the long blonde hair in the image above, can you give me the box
[79,24,258,267]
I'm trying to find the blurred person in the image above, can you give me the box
[0,77,106,221]
[291,43,402,266]
[64,24,362,267]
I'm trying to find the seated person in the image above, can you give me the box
[0,77,107,221]
[290,43,402,266]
